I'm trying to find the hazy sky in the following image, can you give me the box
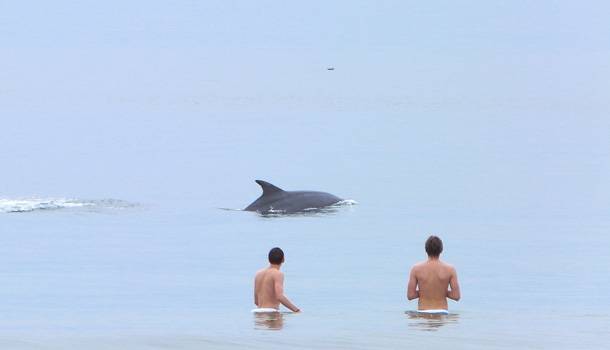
[1,1,609,217]
[2,1,609,50]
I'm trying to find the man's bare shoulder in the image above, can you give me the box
[255,268,269,279]
[439,261,457,272]
[271,269,284,277]
[410,261,427,272]
[255,268,283,278]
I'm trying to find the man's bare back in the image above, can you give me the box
[254,248,300,312]
[407,236,460,311]
[254,267,284,309]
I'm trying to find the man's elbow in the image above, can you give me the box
[407,292,417,300]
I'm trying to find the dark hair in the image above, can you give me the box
[268,247,284,265]
[425,235,443,257]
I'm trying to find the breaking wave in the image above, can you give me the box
[334,199,358,206]
[0,198,135,213]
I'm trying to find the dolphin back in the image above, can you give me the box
[244,180,342,214]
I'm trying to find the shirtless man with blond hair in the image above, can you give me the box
[253,247,300,313]
[407,235,460,313]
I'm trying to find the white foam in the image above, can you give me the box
[334,199,358,206]
[0,198,134,213]
[265,207,287,214]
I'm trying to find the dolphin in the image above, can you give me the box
[244,180,343,214]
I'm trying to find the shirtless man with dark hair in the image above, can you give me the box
[253,247,300,313]
[407,236,461,313]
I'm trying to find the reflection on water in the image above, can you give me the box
[405,311,460,332]
[253,312,284,330]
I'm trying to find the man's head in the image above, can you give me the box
[268,247,285,265]
[425,235,443,258]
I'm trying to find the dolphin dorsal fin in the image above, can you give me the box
[255,180,284,196]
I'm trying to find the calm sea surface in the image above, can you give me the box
[2,105,609,349]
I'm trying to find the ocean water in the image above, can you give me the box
[2,107,609,349]
[2,2,610,347]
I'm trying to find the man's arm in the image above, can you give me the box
[447,267,461,301]
[274,273,300,312]
[407,267,419,300]
[254,274,259,306]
